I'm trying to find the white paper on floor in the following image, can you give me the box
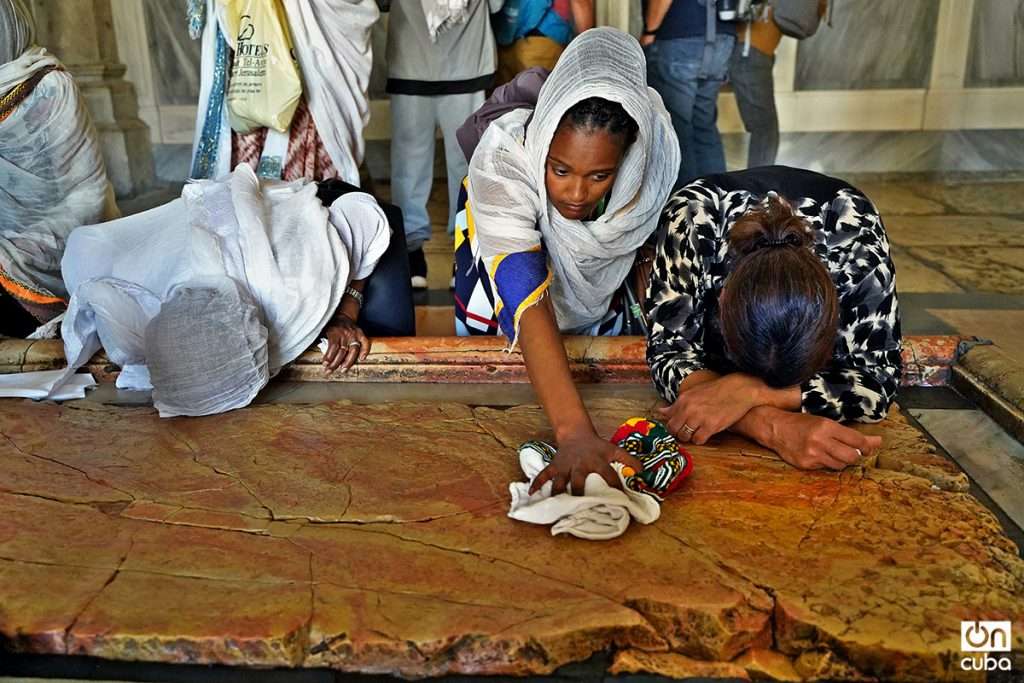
[0,369,96,401]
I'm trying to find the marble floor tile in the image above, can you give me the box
[885,215,1024,247]
[910,408,1024,531]
[152,143,192,183]
[117,183,185,218]
[908,182,1024,215]
[907,246,1024,294]
[891,247,965,293]
[416,305,456,337]
[854,182,948,216]
[424,249,454,290]
[927,309,1024,364]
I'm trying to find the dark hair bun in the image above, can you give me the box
[728,193,813,258]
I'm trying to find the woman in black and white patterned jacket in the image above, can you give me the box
[646,166,902,471]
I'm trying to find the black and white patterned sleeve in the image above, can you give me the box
[646,183,727,404]
[801,190,903,423]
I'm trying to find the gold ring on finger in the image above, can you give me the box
[681,423,696,436]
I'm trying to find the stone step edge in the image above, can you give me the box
[0,335,963,386]
[952,343,1024,444]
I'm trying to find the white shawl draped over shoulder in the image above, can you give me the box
[0,0,118,309]
[466,27,680,342]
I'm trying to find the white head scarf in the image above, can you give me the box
[0,0,59,94]
[0,0,33,65]
[467,27,680,336]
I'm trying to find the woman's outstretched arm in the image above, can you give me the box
[519,297,642,496]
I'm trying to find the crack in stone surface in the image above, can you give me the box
[0,430,136,502]
[166,428,276,520]
[62,537,134,652]
[0,554,305,587]
[796,478,847,549]
[2,490,131,512]
[314,523,674,662]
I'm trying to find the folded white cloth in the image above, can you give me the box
[508,442,661,541]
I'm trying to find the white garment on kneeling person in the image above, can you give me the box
[10,164,390,417]
[508,442,661,541]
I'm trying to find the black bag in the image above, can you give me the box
[772,0,822,39]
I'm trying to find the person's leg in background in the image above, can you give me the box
[690,33,735,178]
[644,38,703,187]
[390,93,438,289]
[437,90,485,289]
[729,41,779,168]
[437,90,486,235]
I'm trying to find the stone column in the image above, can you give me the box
[30,0,155,198]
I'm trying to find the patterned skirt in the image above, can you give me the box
[231,97,339,182]
[452,182,648,337]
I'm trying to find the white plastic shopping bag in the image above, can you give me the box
[221,0,302,133]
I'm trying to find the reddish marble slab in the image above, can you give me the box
[0,398,1020,680]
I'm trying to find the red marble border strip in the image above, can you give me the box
[0,336,962,386]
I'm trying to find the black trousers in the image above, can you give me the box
[0,290,41,337]
[316,180,416,337]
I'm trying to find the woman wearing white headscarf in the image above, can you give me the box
[454,28,680,495]
[0,0,118,328]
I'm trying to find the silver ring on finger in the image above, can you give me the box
[855,448,863,458]
[347,341,362,347]
[680,423,696,436]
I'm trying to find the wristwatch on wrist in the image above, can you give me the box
[344,285,364,307]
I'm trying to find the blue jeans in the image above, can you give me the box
[645,34,735,187]
[390,91,484,252]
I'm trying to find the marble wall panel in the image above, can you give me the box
[967,0,1024,87]
[144,0,201,106]
[795,0,939,91]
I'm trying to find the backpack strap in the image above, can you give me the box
[703,0,717,69]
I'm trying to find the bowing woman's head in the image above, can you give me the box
[545,97,639,221]
[719,194,839,388]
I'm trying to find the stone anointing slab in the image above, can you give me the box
[0,398,1021,681]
